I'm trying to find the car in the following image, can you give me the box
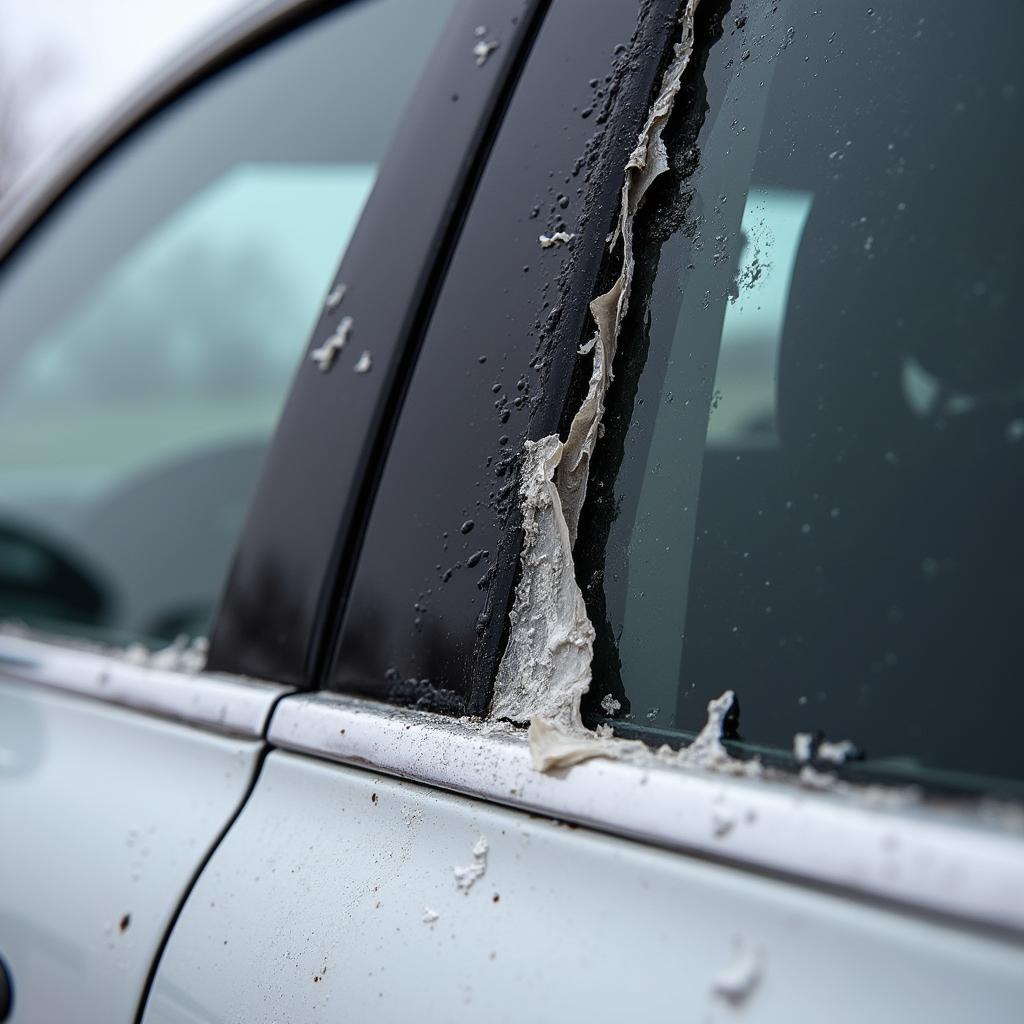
[1,0,1022,1020]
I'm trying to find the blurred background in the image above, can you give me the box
[0,0,249,205]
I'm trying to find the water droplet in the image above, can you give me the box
[461,520,475,535]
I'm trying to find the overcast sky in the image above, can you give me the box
[2,0,250,180]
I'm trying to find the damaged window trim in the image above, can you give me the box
[0,630,290,737]
[268,691,1024,940]
[488,0,703,737]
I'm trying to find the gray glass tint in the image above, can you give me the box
[578,1,1024,791]
[0,0,454,647]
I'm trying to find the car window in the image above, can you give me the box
[575,0,1024,792]
[0,0,454,647]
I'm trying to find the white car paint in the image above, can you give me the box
[0,679,265,1022]
[144,748,1024,1023]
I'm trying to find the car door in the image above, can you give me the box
[142,1,1024,1023]
[0,1,462,1019]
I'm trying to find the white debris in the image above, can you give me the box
[324,283,346,311]
[453,835,488,892]
[799,765,838,790]
[557,0,701,546]
[712,942,762,1006]
[793,732,814,763]
[353,350,373,374]
[478,719,516,736]
[473,38,498,66]
[489,438,595,731]
[122,643,149,666]
[527,715,619,771]
[600,694,622,715]
[538,231,575,248]
[311,315,353,372]
[670,691,760,777]
[817,739,858,765]
[139,635,208,674]
[422,907,439,924]
[490,1,703,733]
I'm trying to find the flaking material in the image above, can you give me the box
[559,0,701,546]
[490,1,702,735]
[489,437,595,730]
[527,715,618,771]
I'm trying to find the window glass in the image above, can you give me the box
[577,0,1024,792]
[0,0,454,646]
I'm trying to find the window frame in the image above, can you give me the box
[0,0,546,717]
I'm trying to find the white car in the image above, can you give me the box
[1,0,1021,1021]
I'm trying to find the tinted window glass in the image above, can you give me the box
[0,0,453,647]
[577,1,1024,791]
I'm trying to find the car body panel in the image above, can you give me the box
[145,749,1024,1024]
[0,678,264,1021]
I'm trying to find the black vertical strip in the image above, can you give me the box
[207,0,549,687]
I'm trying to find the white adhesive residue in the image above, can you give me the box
[422,907,439,924]
[818,739,858,765]
[558,0,701,546]
[324,283,346,311]
[600,693,621,715]
[793,732,813,763]
[712,941,762,1006]
[473,38,498,66]
[142,635,208,674]
[528,715,619,771]
[666,691,762,777]
[353,350,372,374]
[453,835,488,892]
[311,315,353,372]
[538,231,575,248]
[490,1,703,741]
[489,437,595,730]
[799,765,838,790]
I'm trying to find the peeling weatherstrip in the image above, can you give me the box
[558,0,701,545]
[269,693,1024,938]
[489,437,594,730]
[489,1,702,733]
[0,631,290,737]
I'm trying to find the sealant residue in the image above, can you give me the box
[453,835,489,892]
[490,1,704,749]
[131,635,208,674]
[658,691,760,777]
[712,940,762,1006]
[490,437,595,731]
[528,715,618,771]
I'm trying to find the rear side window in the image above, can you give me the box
[0,0,453,647]
[577,0,1024,792]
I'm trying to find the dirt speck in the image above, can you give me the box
[492,893,500,903]
[371,793,379,805]
[118,913,131,933]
